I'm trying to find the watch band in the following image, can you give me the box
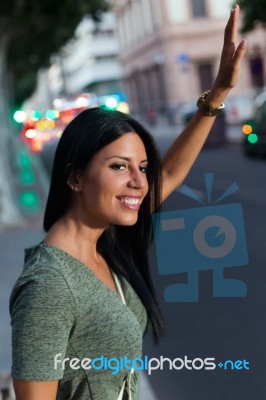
[196,90,225,117]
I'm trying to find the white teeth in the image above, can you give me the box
[120,198,140,205]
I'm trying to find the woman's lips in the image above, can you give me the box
[116,196,141,210]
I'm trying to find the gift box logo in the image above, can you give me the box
[152,173,249,302]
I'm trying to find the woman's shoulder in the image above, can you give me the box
[9,243,102,312]
[19,242,91,282]
[9,243,72,292]
[9,243,89,314]
[9,244,75,310]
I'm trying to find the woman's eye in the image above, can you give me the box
[110,163,126,171]
[140,166,148,173]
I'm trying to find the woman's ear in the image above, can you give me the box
[67,169,83,193]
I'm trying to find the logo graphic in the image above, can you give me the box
[152,173,249,302]
[54,353,250,374]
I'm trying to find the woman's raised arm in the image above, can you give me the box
[161,4,247,203]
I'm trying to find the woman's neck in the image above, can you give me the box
[43,214,106,264]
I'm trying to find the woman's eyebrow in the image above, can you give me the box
[105,155,148,163]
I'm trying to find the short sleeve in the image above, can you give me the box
[9,268,76,381]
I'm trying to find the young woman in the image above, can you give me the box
[10,5,247,400]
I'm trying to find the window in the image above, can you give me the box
[197,62,214,92]
[94,55,116,62]
[191,0,206,17]
[249,57,264,89]
[92,29,113,38]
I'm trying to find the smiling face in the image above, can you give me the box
[69,132,149,228]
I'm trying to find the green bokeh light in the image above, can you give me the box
[30,110,42,120]
[45,109,59,120]
[105,97,118,109]
[18,153,32,168]
[248,133,258,144]
[13,110,26,123]
[19,191,39,209]
[20,170,35,185]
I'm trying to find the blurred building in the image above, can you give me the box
[113,0,266,117]
[50,12,124,97]
[25,11,124,111]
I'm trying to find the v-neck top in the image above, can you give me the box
[9,244,148,400]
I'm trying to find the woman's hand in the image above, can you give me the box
[208,4,248,104]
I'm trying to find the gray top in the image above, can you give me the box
[9,244,148,399]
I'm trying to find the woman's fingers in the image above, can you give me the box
[224,39,247,88]
[224,5,239,44]
[219,5,240,72]
[218,5,247,82]
[233,39,248,65]
[231,4,239,44]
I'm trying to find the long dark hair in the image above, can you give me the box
[44,107,163,342]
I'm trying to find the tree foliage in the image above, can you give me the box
[0,0,109,106]
[238,0,266,32]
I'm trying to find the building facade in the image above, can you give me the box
[24,11,125,112]
[50,12,124,98]
[114,0,266,116]
[63,12,123,96]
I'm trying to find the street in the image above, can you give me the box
[1,121,266,400]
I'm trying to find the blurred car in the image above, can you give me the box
[225,93,254,125]
[242,98,266,157]
[20,106,86,153]
[21,117,64,153]
[21,117,66,153]
[178,102,227,146]
[20,93,130,153]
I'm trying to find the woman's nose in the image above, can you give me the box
[128,168,147,189]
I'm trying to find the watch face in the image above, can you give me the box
[197,94,223,117]
[203,103,215,116]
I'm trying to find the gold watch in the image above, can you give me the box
[196,90,225,117]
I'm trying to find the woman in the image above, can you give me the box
[10,5,247,400]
